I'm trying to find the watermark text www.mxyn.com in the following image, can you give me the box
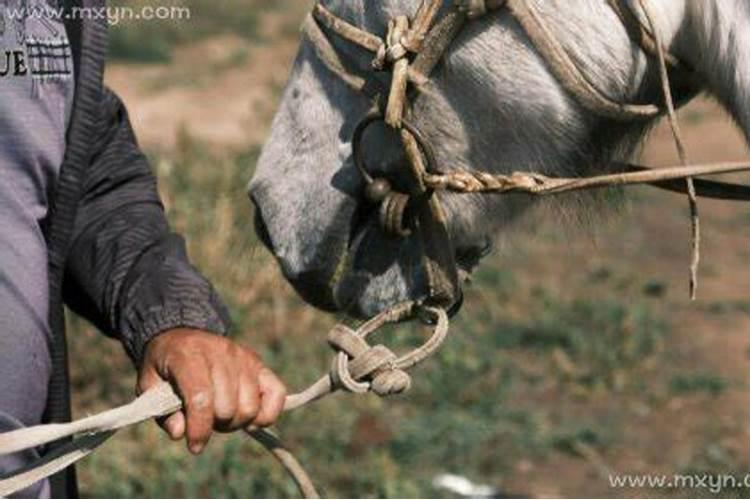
[610,473,750,494]
[5,4,191,26]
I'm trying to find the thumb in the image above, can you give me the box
[137,357,188,441]
[137,361,166,396]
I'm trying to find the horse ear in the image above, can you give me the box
[684,0,750,142]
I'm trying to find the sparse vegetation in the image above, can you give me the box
[69,135,679,498]
[62,1,750,498]
[670,374,728,396]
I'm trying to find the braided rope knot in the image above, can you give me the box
[373,41,408,70]
[372,16,411,70]
[328,325,412,397]
[324,303,449,399]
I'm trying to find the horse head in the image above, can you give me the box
[249,0,750,317]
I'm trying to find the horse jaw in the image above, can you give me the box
[250,0,693,316]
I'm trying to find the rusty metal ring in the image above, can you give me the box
[352,110,439,192]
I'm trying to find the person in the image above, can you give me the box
[0,1,287,498]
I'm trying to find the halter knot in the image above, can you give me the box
[327,325,412,397]
[371,16,413,127]
[372,16,411,70]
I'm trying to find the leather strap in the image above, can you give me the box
[630,165,750,201]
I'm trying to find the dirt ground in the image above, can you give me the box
[103,11,750,498]
[105,10,301,152]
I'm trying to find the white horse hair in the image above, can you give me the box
[249,0,750,317]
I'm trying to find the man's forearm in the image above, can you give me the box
[62,87,230,363]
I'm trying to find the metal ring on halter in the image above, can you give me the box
[352,110,439,199]
[352,111,441,238]
[352,110,383,186]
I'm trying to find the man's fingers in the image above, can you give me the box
[253,368,288,427]
[139,330,290,452]
[161,412,186,440]
[210,362,238,430]
[170,355,215,454]
[226,362,260,430]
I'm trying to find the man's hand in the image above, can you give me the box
[138,329,287,455]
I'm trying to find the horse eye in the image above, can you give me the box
[456,237,493,269]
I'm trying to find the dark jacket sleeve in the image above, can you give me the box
[62,87,232,364]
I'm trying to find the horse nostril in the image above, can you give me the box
[253,208,274,252]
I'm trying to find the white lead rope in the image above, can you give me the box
[0,383,180,497]
[0,381,327,499]
[0,383,181,457]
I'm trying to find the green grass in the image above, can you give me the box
[670,374,728,397]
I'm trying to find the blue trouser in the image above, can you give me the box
[0,277,52,499]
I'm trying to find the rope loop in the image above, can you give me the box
[0,301,450,499]
[373,42,408,70]
[325,302,449,399]
[327,325,412,397]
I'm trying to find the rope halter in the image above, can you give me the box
[327,303,448,397]
[302,0,750,302]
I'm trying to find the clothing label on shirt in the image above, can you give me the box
[0,0,72,92]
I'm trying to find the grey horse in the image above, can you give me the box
[249,0,750,318]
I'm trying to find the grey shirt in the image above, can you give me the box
[0,3,74,496]
[0,0,74,348]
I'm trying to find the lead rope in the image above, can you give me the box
[0,303,449,498]
[636,0,700,299]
